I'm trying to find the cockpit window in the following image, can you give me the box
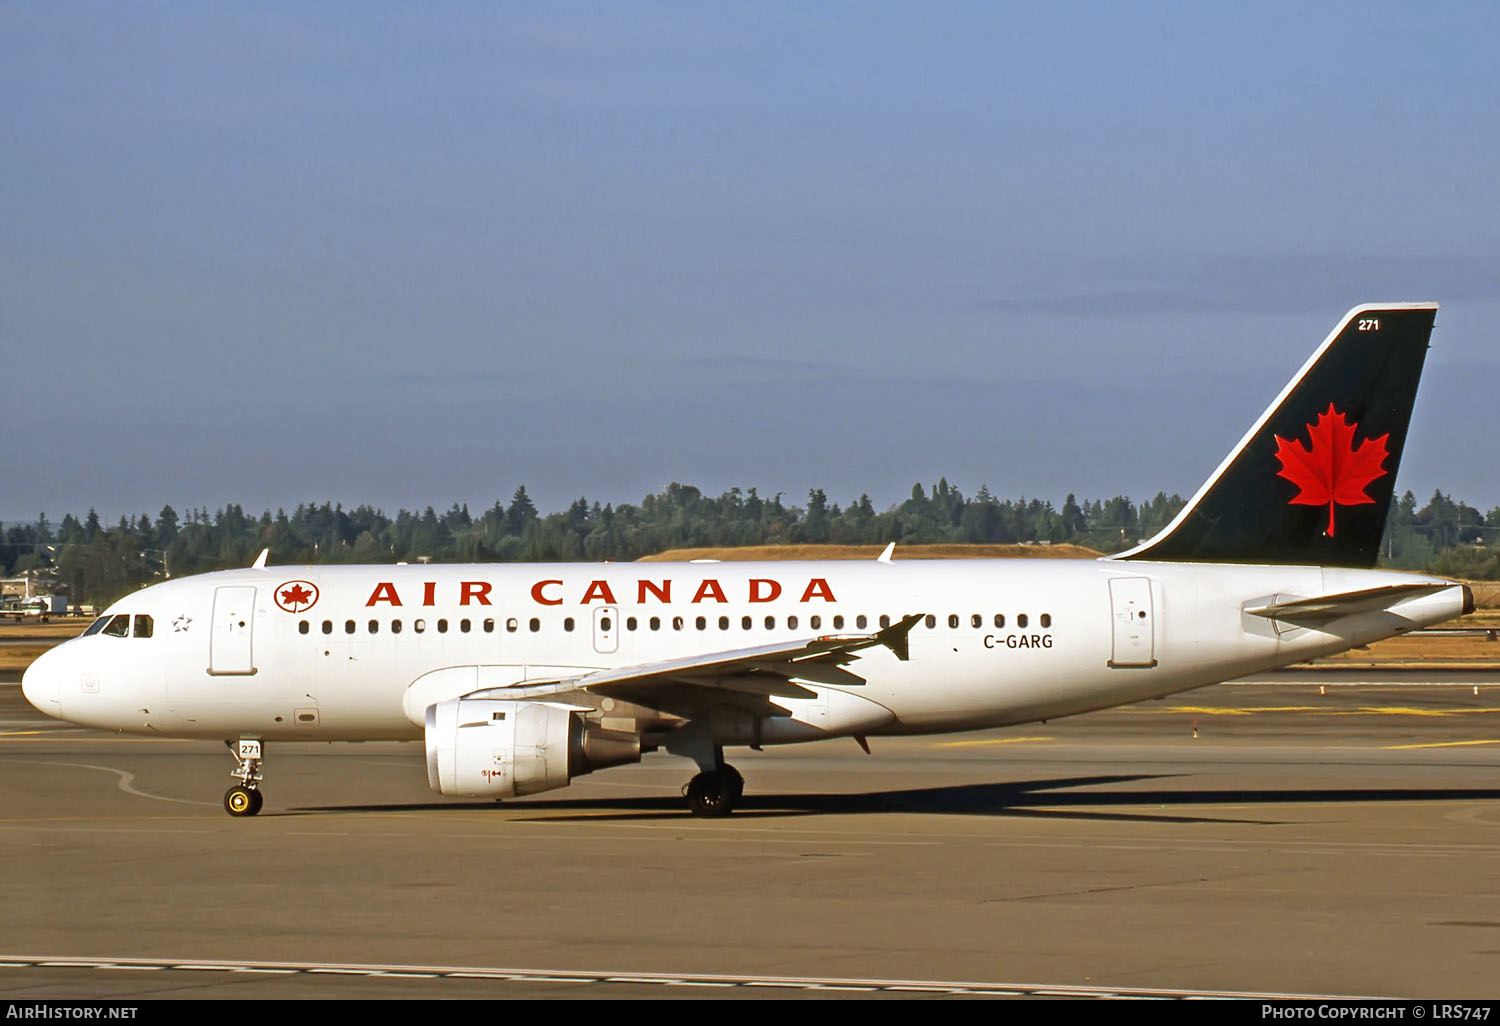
[102,614,131,638]
[133,615,153,638]
[82,616,111,636]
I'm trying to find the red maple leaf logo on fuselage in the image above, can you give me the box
[1273,403,1389,538]
[274,580,319,613]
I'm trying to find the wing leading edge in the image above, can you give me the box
[467,613,925,708]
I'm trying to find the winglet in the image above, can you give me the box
[876,613,924,662]
[251,549,269,570]
[877,542,895,564]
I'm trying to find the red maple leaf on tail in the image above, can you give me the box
[1273,403,1390,538]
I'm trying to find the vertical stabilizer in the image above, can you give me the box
[1115,303,1437,567]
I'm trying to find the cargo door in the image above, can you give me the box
[210,586,257,675]
[1108,577,1157,668]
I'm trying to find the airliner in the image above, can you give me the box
[21,303,1473,817]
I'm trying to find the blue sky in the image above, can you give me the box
[4,2,1498,523]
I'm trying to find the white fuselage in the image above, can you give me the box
[21,558,1468,745]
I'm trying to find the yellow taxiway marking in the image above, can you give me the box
[1383,739,1500,751]
[1164,706,1315,716]
[1358,706,1500,717]
[935,736,1053,748]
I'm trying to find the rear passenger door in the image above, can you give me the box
[1107,577,1156,668]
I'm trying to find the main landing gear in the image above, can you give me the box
[684,755,744,818]
[224,738,264,817]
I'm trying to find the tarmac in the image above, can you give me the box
[2,674,1500,1000]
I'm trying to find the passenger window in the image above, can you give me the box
[649,616,660,631]
[948,614,959,629]
[1018,614,1029,628]
[102,614,130,638]
[438,619,449,633]
[924,615,936,629]
[994,614,1005,628]
[601,616,613,631]
[299,620,310,635]
[391,620,403,634]
[484,619,495,633]
[345,620,356,634]
[1041,613,1052,628]
[856,615,867,630]
[564,617,575,632]
[322,620,333,635]
[833,615,844,630]
[696,616,706,630]
[673,616,684,631]
[368,620,379,634]
[765,616,775,630]
[627,617,638,631]
[742,616,752,630]
[528,618,539,632]
[718,616,729,630]
[133,614,153,638]
[971,614,981,628]
[810,616,821,630]
[505,617,518,632]
[788,615,798,630]
[414,619,425,633]
[460,619,471,633]
[879,615,890,629]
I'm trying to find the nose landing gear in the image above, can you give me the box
[224,738,264,817]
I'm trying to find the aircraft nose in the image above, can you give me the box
[21,648,62,719]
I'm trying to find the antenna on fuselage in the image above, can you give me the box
[251,549,269,570]
[877,542,895,564]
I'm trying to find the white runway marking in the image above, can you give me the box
[0,955,1385,1000]
[51,761,218,806]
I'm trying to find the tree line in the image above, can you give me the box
[3,481,1498,609]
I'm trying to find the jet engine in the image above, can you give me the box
[425,698,641,798]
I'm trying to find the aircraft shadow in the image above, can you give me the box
[294,773,1500,824]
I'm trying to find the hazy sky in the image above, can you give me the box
[5,2,1498,524]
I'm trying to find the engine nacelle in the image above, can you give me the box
[425,698,641,798]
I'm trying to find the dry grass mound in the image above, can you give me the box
[0,620,90,672]
[1465,582,1500,610]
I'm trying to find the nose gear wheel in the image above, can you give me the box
[224,738,265,817]
[224,785,263,817]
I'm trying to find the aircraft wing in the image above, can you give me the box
[1243,583,1451,627]
[468,614,924,714]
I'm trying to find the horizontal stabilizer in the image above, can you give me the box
[1244,583,1450,626]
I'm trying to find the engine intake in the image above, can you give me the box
[425,698,641,798]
